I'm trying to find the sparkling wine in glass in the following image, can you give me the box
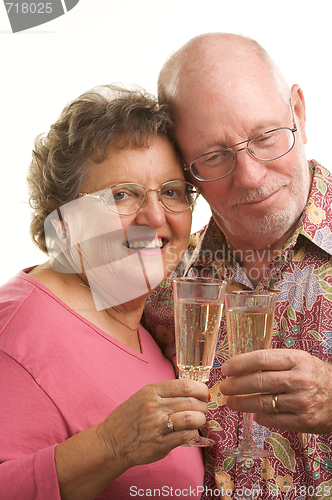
[173,276,227,447]
[222,290,278,458]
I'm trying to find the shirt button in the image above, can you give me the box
[244,458,255,470]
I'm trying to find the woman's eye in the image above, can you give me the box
[163,189,176,197]
[113,191,127,201]
[162,188,183,200]
[112,189,138,203]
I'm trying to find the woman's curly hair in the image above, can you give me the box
[28,84,176,253]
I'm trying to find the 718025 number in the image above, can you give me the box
[6,3,53,14]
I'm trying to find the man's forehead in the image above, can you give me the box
[172,47,282,131]
[171,87,288,161]
[177,52,272,98]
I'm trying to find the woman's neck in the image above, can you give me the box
[29,262,147,352]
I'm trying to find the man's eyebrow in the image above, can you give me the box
[209,123,283,151]
[248,122,284,137]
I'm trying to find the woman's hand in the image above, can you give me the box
[55,379,208,500]
[99,378,209,470]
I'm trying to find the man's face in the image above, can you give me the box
[171,61,310,251]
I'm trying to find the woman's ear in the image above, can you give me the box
[51,218,70,245]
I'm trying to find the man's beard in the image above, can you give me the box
[212,174,310,246]
[213,200,298,240]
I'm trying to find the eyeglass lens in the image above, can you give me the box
[191,128,295,181]
[103,181,198,214]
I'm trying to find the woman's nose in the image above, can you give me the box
[134,191,166,227]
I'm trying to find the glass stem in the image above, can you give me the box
[242,412,253,443]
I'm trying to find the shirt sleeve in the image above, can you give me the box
[0,351,68,500]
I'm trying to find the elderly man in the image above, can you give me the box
[144,33,332,498]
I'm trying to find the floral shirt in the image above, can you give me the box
[144,161,332,500]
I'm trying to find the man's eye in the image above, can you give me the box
[208,153,224,161]
[257,136,272,144]
[203,151,231,165]
[255,131,280,145]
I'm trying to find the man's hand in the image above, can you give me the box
[219,348,332,434]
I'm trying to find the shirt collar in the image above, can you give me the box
[281,160,332,256]
[186,160,332,275]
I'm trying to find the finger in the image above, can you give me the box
[224,393,298,414]
[164,410,207,434]
[164,427,204,448]
[220,359,320,397]
[154,378,209,402]
[219,369,295,396]
[164,395,208,415]
[221,348,299,376]
[165,413,176,433]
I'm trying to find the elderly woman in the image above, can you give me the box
[0,85,208,500]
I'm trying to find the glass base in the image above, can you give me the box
[183,436,215,447]
[222,442,272,458]
[178,371,213,446]
[178,367,210,383]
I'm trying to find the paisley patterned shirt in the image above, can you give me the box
[144,160,332,500]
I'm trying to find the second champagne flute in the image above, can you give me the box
[173,276,227,447]
[222,290,278,458]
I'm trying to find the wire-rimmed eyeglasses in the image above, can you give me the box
[184,102,298,182]
[79,180,200,215]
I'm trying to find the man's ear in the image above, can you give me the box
[291,84,307,145]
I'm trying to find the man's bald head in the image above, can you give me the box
[158,33,290,107]
[156,33,309,253]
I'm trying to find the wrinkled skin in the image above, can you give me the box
[98,378,209,468]
[220,349,332,434]
[165,33,330,436]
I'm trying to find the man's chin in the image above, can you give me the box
[213,208,298,246]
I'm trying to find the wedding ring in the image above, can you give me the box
[167,414,175,432]
[272,394,280,413]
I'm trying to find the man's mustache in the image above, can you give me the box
[230,181,289,206]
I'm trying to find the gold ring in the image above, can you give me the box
[167,414,175,432]
[272,394,280,413]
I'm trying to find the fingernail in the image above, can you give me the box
[219,380,226,394]
[221,363,230,376]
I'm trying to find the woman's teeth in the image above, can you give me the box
[127,238,164,249]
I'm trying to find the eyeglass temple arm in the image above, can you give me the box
[78,193,103,200]
[289,99,298,132]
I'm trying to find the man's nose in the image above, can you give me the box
[232,147,267,189]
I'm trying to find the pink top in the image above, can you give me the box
[0,269,204,499]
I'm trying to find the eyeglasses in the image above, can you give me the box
[184,103,297,182]
[79,180,199,215]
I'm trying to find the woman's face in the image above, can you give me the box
[60,136,192,307]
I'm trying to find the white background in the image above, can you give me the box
[0,0,331,285]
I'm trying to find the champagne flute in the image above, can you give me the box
[222,290,278,458]
[173,276,227,446]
